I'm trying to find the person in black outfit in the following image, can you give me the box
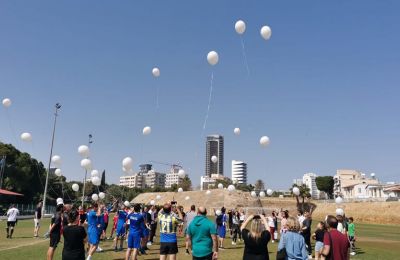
[47,203,63,260]
[240,214,271,260]
[62,207,87,260]
[228,210,233,237]
[34,201,42,237]
[301,211,312,258]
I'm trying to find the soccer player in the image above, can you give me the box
[109,211,118,239]
[86,203,102,260]
[140,206,151,254]
[158,203,183,260]
[113,205,128,251]
[34,201,42,237]
[126,204,145,260]
[6,204,19,239]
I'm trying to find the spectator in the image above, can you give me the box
[267,212,276,243]
[321,215,350,260]
[148,205,158,245]
[238,210,246,242]
[34,201,42,238]
[158,203,183,260]
[277,217,308,260]
[240,214,271,260]
[6,204,20,239]
[185,205,197,255]
[78,206,87,226]
[312,221,326,260]
[215,207,227,249]
[301,211,312,258]
[187,207,218,260]
[231,211,240,245]
[47,202,63,260]
[279,210,289,234]
[62,207,87,260]
[347,217,356,256]
[102,209,109,240]
[140,206,151,254]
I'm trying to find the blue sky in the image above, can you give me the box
[1,1,399,189]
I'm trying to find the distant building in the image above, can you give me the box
[119,164,165,189]
[205,135,224,177]
[293,179,303,187]
[120,173,144,188]
[231,160,247,185]
[334,169,379,198]
[303,173,320,199]
[145,170,166,189]
[165,165,183,188]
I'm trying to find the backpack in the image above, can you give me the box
[216,214,223,226]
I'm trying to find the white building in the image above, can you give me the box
[145,170,166,188]
[165,166,183,188]
[119,164,166,189]
[200,176,216,190]
[120,173,144,188]
[231,160,247,185]
[303,173,320,199]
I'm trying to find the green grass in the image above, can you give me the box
[1,219,399,260]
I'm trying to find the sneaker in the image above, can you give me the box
[186,249,190,255]
[232,241,236,245]
[147,241,152,246]
[350,252,356,256]
[96,247,103,252]
[272,240,275,243]
[86,256,92,260]
[119,247,123,251]
[114,247,118,252]
[308,255,312,259]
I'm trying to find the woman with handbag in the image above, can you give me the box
[277,217,308,260]
[240,214,271,260]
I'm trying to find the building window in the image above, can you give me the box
[358,188,361,193]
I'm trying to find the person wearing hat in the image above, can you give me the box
[47,202,64,260]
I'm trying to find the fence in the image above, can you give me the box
[0,203,55,216]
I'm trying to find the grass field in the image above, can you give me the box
[1,218,399,260]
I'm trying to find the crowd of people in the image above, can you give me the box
[4,200,357,260]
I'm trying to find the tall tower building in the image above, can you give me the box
[231,160,247,185]
[205,135,224,177]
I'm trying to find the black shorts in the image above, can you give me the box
[49,233,61,248]
[193,253,213,260]
[7,221,16,227]
[160,242,178,255]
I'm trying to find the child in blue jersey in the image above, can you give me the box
[86,203,102,260]
[96,208,105,252]
[140,206,151,254]
[113,205,128,251]
[125,204,144,260]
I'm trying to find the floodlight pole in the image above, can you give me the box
[42,103,61,216]
[81,134,93,207]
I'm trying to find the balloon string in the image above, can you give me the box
[4,110,19,146]
[240,36,250,77]
[202,72,214,131]
[156,86,160,110]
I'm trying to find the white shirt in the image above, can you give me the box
[267,216,275,228]
[298,215,305,228]
[7,207,19,222]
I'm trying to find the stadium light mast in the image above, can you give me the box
[81,134,93,207]
[42,103,61,216]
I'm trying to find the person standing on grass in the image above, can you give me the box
[267,212,276,243]
[238,210,246,242]
[158,203,183,260]
[300,211,313,259]
[102,208,109,240]
[47,202,64,260]
[347,217,356,256]
[148,205,158,245]
[113,204,128,251]
[277,217,308,260]
[215,207,227,249]
[312,221,326,260]
[109,210,118,239]
[125,204,145,260]
[62,207,87,260]
[231,210,240,245]
[34,201,42,238]
[96,206,105,252]
[187,207,218,260]
[78,206,87,226]
[6,204,20,239]
[86,203,102,260]
[321,215,350,260]
[240,214,271,260]
[184,205,197,255]
[139,206,151,255]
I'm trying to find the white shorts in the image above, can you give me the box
[34,219,40,228]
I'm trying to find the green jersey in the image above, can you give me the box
[348,223,355,236]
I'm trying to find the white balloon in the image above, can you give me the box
[152,67,160,77]
[211,155,218,163]
[234,128,241,135]
[56,198,63,204]
[99,192,105,199]
[124,201,130,207]
[228,185,236,192]
[91,170,100,178]
[54,168,62,177]
[215,209,222,216]
[207,51,219,66]
[335,196,343,204]
[267,189,273,196]
[336,208,344,216]
[260,136,270,147]
[150,200,155,205]
[206,190,211,195]
[251,191,257,198]
[178,187,183,193]
[260,25,272,40]
[293,187,300,196]
[92,176,101,186]
[51,155,62,166]
[91,194,99,201]
[2,98,12,108]
[72,183,79,192]
[122,157,133,170]
[20,132,32,142]
[78,145,90,157]
[143,126,152,135]
[156,195,161,200]
[218,183,223,189]
[178,169,186,178]
[235,20,246,34]
[259,191,266,197]
[80,158,92,170]
[185,196,190,201]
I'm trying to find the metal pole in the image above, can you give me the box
[42,103,61,216]
[81,134,93,207]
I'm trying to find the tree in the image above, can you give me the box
[101,170,106,188]
[180,176,192,191]
[254,179,265,191]
[291,184,312,213]
[214,178,232,189]
[316,176,334,199]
